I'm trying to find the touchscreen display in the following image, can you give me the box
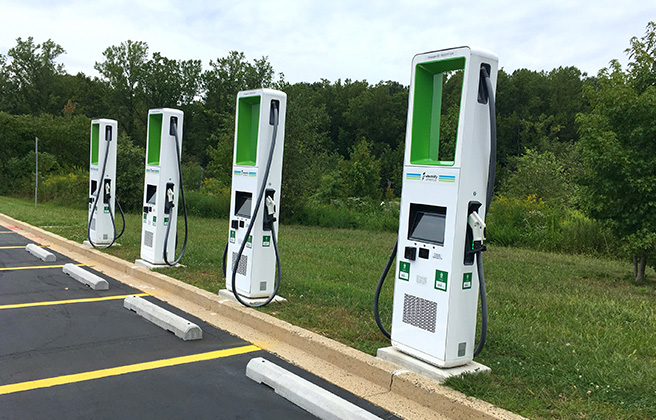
[408,208,446,245]
[235,191,252,218]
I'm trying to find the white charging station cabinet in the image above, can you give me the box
[88,119,118,245]
[391,47,498,368]
[226,89,287,298]
[140,108,184,265]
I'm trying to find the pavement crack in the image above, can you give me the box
[389,369,408,392]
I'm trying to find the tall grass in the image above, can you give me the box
[487,195,615,256]
[287,198,399,232]
[39,168,88,209]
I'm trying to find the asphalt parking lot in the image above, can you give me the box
[0,225,398,419]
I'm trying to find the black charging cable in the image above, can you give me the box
[230,104,282,308]
[163,119,189,266]
[472,66,495,357]
[373,239,396,339]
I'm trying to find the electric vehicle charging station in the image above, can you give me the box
[375,47,498,370]
[221,88,286,307]
[136,108,188,268]
[86,119,124,248]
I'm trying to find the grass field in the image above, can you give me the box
[1,196,655,420]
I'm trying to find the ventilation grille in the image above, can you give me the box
[90,218,96,231]
[402,293,437,333]
[231,252,248,276]
[144,230,154,248]
[260,281,267,291]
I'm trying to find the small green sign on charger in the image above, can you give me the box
[399,261,410,281]
[435,269,448,291]
[462,272,472,289]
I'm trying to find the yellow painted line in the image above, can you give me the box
[0,293,149,310]
[0,245,50,249]
[0,344,260,395]
[0,263,89,272]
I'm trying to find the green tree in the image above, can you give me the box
[0,53,10,111]
[0,112,90,197]
[279,82,332,219]
[626,21,656,92]
[115,134,145,212]
[140,52,202,109]
[318,78,369,157]
[201,52,280,168]
[94,40,149,142]
[341,81,407,156]
[5,37,67,115]
[576,22,656,282]
[204,113,236,187]
[501,148,574,206]
[202,51,276,115]
[343,138,381,199]
[60,72,112,119]
[494,66,588,187]
[378,142,404,198]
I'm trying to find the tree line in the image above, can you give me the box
[1,22,655,280]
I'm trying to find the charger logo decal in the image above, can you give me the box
[235,169,258,177]
[407,172,454,183]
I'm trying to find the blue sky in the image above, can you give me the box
[1,0,654,84]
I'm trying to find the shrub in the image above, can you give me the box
[184,189,230,219]
[39,168,88,209]
[558,210,615,255]
[182,162,205,191]
[115,136,145,212]
[290,197,399,232]
[487,194,615,256]
[177,177,231,218]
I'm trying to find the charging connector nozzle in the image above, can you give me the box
[170,116,178,135]
[468,211,487,255]
[468,211,486,243]
[263,189,277,231]
[164,183,175,215]
[265,195,276,217]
